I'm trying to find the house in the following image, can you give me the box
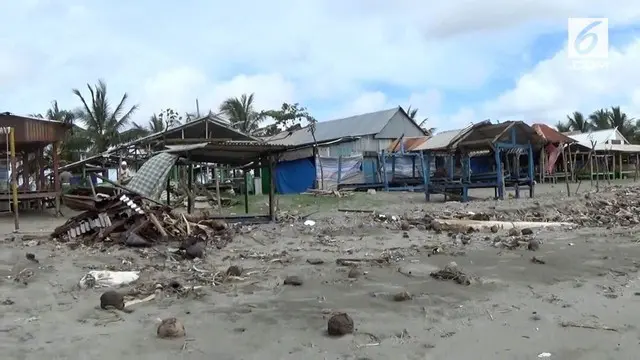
[266,106,428,193]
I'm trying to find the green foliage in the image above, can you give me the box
[557,107,637,141]
[219,93,264,135]
[72,79,139,154]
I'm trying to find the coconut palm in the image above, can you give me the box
[608,106,635,139]
[72,80,138,154]
[32,101,92,162]
[219,93,264,134]
[588,109,611,130]
[555,121,571,133]
[566,111,591,133]
[405,105,435,135]
[131,108,183,138]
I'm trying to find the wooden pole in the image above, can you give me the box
[52,141,61,216]
[214,165,222,215]
[561,144,570,196]
[635,153,639,181]
[9,128,18,231]
[268,156,276,221]
[243,170,249,214]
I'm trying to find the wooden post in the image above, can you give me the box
[214,164,222,215]
[635,153,639,181]
[52,141,61,216]
[589,152,594,186]
[619,153,623,180]
[268,156,276,221]
[9,128,19,231]
[21,152,29,192]
[244,170,249,214]
[539,146,545,183]
[561,144,570,196]
[187,163,193,214]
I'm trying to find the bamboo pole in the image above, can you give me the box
[561,144,570,196]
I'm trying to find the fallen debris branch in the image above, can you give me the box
[559,321,619,332]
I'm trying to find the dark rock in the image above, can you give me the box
[400,221,410,231]
[430,220,442,232]
[306,258,324,265]
[347,267,362,279]
[185,242,205,259]
[402,232,410,238]
[461,235,471,245]
[226,265,243,276]
[283,275,303,286]
[521,228,534,235]
[508,228,520,236]
[470,213,490,221]
[527,239,541,251]
[157,317,186,339]
[392,291,412,302]
[490,225,499,233]
[327,313,354,336]
[100,290,131,312]
[25,253,38,263]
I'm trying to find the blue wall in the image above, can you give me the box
[275,158,316,194]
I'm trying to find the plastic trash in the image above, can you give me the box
[78,270,140,289]
[304,220,316,226]
[538,353,551,358]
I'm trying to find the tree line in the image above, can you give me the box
[31,79,435,165]
[556,106,637,141]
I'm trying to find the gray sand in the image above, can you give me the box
[1,181,640,360]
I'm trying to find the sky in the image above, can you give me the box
[2,0,640,132]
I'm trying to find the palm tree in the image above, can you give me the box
[588,109,611,130]
[219,93,264,134]
[555,121,571,132]
[72,80,139,153]
[405,105,435,135]
[566,111,591,133]
[608,106,635,139]
[32,101,92,162]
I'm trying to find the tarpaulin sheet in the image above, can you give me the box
[317,155,364,190]
[275,158,316,194]
[382,155,424,179]
[545,143,560,174]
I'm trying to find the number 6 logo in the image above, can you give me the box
[568,18,609,60]
[574,20,602,55]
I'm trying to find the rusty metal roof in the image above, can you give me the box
[532,123,575,144]
[387,136,429,152]
[0,112,70,146]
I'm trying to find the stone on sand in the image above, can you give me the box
[347,267,362,279]
[226,265,243,276]
[327,312,354,336]
[283,275,303,286]
[157,317,186,339]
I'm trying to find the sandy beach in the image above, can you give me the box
[1,181,640,360]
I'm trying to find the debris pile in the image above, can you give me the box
[430,262,472,285]
[51,192,233,248]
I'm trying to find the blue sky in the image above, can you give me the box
[1,0,640,131]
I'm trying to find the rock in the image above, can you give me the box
[25,253,39,263]
[400,221,410,231]
[461,235,471,245]
[210,219,228,231]
[527,239,541,251]
[430,220,442,232]
[470,213,490,221]
[283,275,303,286]
[367,189,376,195]
[490,225,499,233]
[226,265,243,276]
[508,228,520,236]
[521,228,534,235]
[306,258,324,265]
[157,317,186,339]
[392,291,412,302]
[347,267,362,279]
[100,290,131,312]
[402,232,409,238]
[185,242,205,259]
[327,313,354,336]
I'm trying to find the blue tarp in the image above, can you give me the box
[275,158,316,194]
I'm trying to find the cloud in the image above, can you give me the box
[0,0,640,134]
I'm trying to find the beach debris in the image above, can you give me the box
[508,228,520,236]
[521,228,534,235]
[392,291,412,302]
[400,220,410,231]
[306,258,324,265]
[13,268,35,286]
[327,313,354,336]
[283,275,303,286]
[79,270,140,289]
[157,317,186,339]
[226,265,243,276]
[531,256,546,265]
[348,267,363,279]
[430,262,471,285]
[559,320,619,332]
[490,225,499,233]
[100,290,132,313]
[528,239,541,251]
[537,353,551,358]
[304,220,316,226]
[25,253,39,263]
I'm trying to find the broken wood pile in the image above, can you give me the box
[51,192,233,249]
[303,189,353,197]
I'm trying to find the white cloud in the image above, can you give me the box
[1,0,640,133]
[482,39,640,123]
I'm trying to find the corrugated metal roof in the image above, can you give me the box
[267,107,401,146]
[412,124,474,151]
[532,123,575,144]
[567,128,627,148]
